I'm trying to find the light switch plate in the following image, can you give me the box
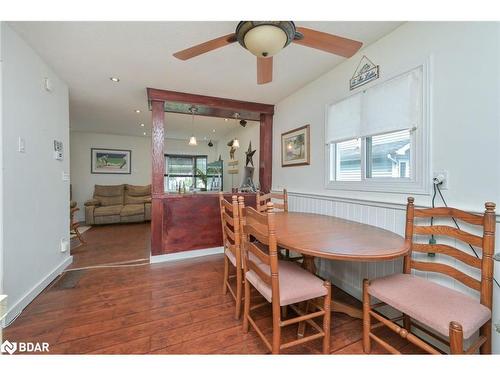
[18,137,25,153]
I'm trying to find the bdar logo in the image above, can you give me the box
[1,340,17,354]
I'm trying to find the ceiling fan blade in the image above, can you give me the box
[257,57,273,85]
[173,33,237,60]
[293,27,362,58]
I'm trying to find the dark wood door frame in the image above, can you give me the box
[147,88,275,255]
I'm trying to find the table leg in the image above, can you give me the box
[298,255,362,338]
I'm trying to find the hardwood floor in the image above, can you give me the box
[4,224,422,354]
[69,223,151,270]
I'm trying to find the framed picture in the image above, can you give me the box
[91,148,132,174]
[281,125,310,167]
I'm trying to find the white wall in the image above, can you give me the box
[216,122,260,191]
[1,23,72,325]
[164,138,218,162]
[70,131,152,221]
[273,22,500,352]
[70,132,220,220]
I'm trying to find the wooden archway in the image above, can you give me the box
[147,88,274,255]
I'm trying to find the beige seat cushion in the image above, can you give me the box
[368,273,491,339]
[126,184,151,196]
[120,204,145,217]
[246,261,327,306]
[94,205,123,217]
[124,184,151,205]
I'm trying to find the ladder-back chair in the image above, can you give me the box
[239,196,332,354]
[256,189,300,262]
[363,197,496,354]
[219,193,243,319]
[256,189,288,213]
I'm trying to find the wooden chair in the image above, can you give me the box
[256,189,289,213]
[219,193,244,319]
[70,203,86,245]
[256,189,300,262]
[239,196,332,354]
[363,197,496,354]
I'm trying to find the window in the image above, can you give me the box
[335,138,361,181]
[325,64,430,194]
[164,154,208,192]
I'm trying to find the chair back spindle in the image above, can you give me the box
[256,189,288,213]
[404,197,496,308]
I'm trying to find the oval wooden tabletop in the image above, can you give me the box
[274,212,410,261]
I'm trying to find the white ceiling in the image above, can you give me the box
[9,21,402,139]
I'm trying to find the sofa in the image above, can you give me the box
[85,184,151,225]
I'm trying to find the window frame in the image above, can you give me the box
[324,59,431,195]
[164,154,208,192]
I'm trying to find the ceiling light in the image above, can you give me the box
[188,106,197,146]
[110,77,120,82]
[224,118,228,122]
[135,109,141,114]
[236,22,296,58]
[189,136,198,146]
[140,123,145,127]
[212,129,216,133]
[143,132,147,136]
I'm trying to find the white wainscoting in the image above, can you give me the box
[287,191,500,352]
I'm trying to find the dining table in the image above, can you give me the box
[273,211,410,320]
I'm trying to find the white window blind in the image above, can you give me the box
[361,67,422,137]
[326,67,422,142]
[325,93,361,143]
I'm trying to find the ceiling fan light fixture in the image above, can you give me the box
[244,25,286,57]
[236,21,297,58]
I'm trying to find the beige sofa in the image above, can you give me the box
[85,184,151,225]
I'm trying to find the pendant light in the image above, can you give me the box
[188,106,197,146]
[232,113,240,148]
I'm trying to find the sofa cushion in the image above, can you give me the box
[124,194,150,205]
[126,184,151,197]
[120,204,145,217]
[94,184,125,197]
[96,195,124,206]
[94,205,123,217]
[94,184,124,206]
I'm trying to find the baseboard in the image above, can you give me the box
[1,255,73,328]
[150,247,224,264]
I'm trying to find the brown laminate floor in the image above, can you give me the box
[69,223,151,270]
[4,224,422,354]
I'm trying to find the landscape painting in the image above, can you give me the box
[91,148,131,174]
[281,125,310,167]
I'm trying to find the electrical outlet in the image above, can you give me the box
[433,170,449,190]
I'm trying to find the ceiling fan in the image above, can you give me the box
[173,21,363,85]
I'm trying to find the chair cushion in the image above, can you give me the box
[120,204,145,217]
[368,273,491,339]
[246,261,327,306]
[94,205,123,217]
